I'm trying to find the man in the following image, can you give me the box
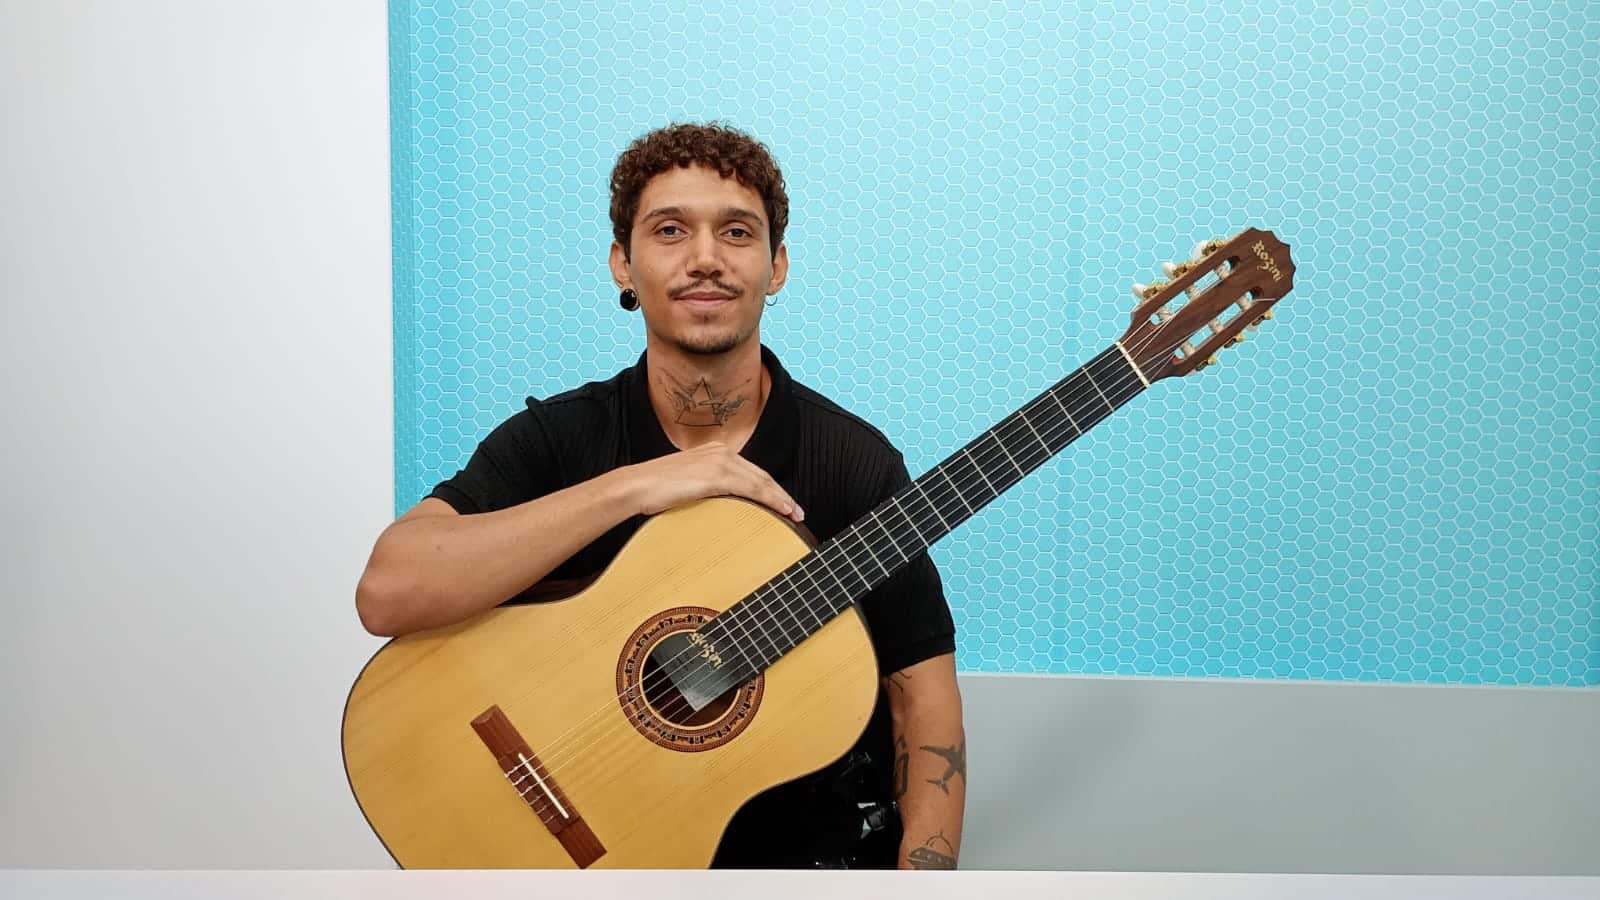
[356,122,965,869]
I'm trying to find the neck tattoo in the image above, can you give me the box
[662,370,758,427]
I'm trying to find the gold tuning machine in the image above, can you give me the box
[1130,280,1170,311]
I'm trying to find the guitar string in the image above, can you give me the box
[489,274,1249,802]
[511,320,1170,835]
[484,282,1246,810]
[503,265,1225,715]
[493,275,1245,804]
[586,638,895,857]
[492,318,1158,781]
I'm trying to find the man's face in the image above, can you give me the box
[611,164,788,357]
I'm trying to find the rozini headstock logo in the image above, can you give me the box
[1251,240,1283,283]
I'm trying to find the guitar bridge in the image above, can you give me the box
[470,705,606,868]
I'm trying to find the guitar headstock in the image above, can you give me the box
[1119,228,1294,381]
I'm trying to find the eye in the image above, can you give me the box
[657,224,683,236]
[727,227,752,239]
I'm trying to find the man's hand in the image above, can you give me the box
[619,442,805,523]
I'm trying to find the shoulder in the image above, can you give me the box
[523,366,627,432]
[791,381,904,466]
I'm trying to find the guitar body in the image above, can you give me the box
[341,497,880,868]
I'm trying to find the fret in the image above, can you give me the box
[788,573,826,632]
[715,599,773,669]
[750,592,791,664]
[1016,407,1051,456]
[835,542,872,593]
[936,466,974,515]
[771,570,822,634]
[744,602,781,670]
[1084,364,1114,411]
[986,426,1026,478]
[888,494,928,547]
[993,414,1051,471]
[702,343,1149,685]
[816,542,867,598]
[912,480,954,531]
[869,511,910,565]
[962,445,1002,495]
[1058,370,1102,427]
[848,519,894,578]
[1048,384,1081,434]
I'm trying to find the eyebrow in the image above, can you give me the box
[640,205,766,228]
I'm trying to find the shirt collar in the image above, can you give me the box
[625,343,800,480]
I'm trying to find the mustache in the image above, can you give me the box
[670,280,740,298]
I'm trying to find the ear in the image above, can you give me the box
[609,240,631,290]
[766,241,789,296]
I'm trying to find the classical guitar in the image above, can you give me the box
[342,228,1296,868]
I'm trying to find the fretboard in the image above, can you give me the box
[697,343,1147,686]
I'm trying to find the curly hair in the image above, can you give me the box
[609,121,789,261]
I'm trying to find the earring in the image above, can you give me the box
[620,288,639,311]
[764,294,777,308]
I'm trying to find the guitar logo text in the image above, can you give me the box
[1252,240,1283,282]
[686,632,724,668]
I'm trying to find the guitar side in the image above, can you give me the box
[340,496,880,868]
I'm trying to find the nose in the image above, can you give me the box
[686,230,723,280]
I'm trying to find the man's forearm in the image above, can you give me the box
[894,721,966,869]
[885,659,967,870]
[355,467,640,636]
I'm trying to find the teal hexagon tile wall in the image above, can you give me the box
[389,0,1598,685]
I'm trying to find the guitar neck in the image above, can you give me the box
[701,343,1149,678]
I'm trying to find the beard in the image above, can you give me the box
[665,310,759,356]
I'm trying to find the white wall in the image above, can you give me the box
[1,1,395,867]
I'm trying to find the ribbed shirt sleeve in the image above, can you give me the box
[426,407,557,514]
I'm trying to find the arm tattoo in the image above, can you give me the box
[906,829,957,869]
[918,738,967,795]
[892,736,909,799]
[886,671,912,698]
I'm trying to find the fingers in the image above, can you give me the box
[725,450,804,523]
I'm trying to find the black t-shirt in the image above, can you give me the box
[427,343,956,868]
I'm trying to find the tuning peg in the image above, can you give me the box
[1262,309,1274,320]
[1132,280,1168,302]
[1226,333,1245,347]
[1196,355,1219,370]
[1162,261,1193,279]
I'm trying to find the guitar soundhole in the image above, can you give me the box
[641,652,735,727]
[616,606,764,752]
